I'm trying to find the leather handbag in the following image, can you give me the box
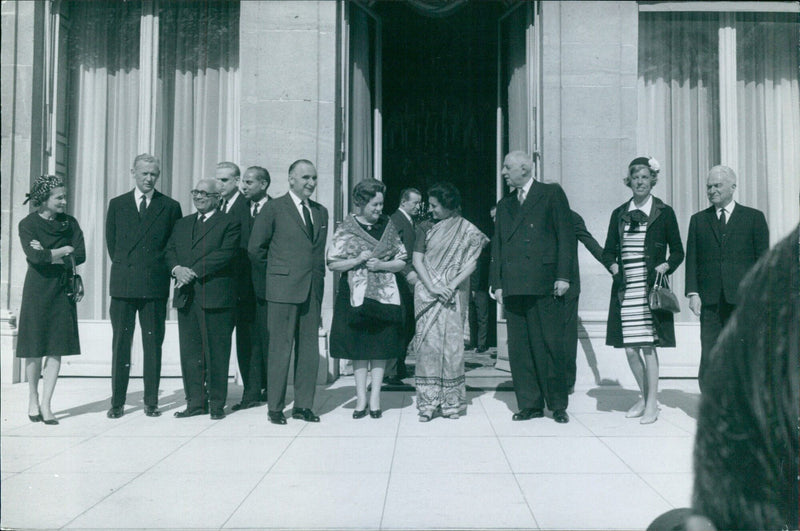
[649,271,679,314]
[65,254,84,304]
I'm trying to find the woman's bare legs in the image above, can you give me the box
[640,348,660,423]
[353,360,369,411]
[624,347,647,417]
[25,358,43,418]
[368,360,386,412]
[40,355,61,422]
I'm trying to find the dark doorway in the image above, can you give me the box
[377,1,501,236]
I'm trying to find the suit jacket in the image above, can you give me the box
[246,196,271,301]
[248,192,328,304]
[224,193,253,304]
[601,196,684,348]
[106,190,183,299]
[165,211,241,309]
[390,209,415,275]
[684,203,769,305]
[490,180,575,297]
[565,210,605,300]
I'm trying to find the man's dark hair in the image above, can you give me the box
[427,182,461,211]
[288,159,314,176]
[400,187,422,203]
[352,178,386,208]
[692,224,799,530]
[246,166,271,187]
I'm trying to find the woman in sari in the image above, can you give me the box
[413,182,489,421]
[328,179,408,419]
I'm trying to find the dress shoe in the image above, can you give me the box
[144,406,161,417]
[291,408,320,422]
[553,409,570,423]
[210,408,226,420]
[476,345,488,353]
[28,414,43,423]
[640,408,660,425]
[174,407,205,418]
[369,409,382,419]
[106,406,124,419]
[231,401,257,412]
[268,410,287,425]
[512,408,544,421]
[352,408,368,419]
[42,418,59,425]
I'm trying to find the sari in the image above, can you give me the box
[413,216,488,416]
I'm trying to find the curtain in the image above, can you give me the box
[68,1,142,320]
[637,12,720,323]
[348,4,374,206]
[157,1,240,216]
[735,13,800,242]
[501,6,529,157]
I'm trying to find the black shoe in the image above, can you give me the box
[28,414,43,423]
[369,409,382,419]
[174,407,205,418]
[144,405,161,417]
[512,408,544,421]
[553,409,570,423]
[268,410,287,425]
[42,418,59,425]
[210,408,226,420]
[231,401,257,411]
[352,408,368,419]
[291,408,320,422]
[476,345,488,353]
[107,406,124,419]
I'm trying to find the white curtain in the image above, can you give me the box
[637,13,721,323]
[501,6,528,156]
[348,4,374,205]
[68,1,142,320]
[157,1,240,215]
[735,13,800,242]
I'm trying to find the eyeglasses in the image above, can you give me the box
[190,190,220,199]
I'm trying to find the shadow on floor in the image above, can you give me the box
[658,388,700,419]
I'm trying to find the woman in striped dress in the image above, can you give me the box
[602,157,684,424]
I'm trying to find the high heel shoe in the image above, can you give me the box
[352,408,367,419]
[42,418,60,425]
[640,408,660,425]
[28,414,43,422]
[368,409,382,419]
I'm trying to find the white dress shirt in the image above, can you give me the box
[288,190,313,226]
[134,187,154,209]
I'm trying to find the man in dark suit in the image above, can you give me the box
[215,162,256,406]
[232,166,271,410]
[685,165,769,392]
[105,154,182,419]
[384,187,421,385]
[490,151,575,423]
[166,179,241,419]
[248,159,328,425]
[563,210,605,393]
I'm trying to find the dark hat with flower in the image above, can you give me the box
[24,175,65,206]
[628,156,661,174]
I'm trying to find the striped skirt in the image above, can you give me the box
[620,223,656,346]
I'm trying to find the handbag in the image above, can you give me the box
[648,271,679,314]
[65,254,84,304]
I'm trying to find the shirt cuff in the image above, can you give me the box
[686,292,699,298]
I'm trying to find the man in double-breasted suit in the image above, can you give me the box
[685,165,769,392]
[248,159,328,425]
[384,187,421,385]
[166,178,241,419]
[105,154,182,419]
[490,151,575,423]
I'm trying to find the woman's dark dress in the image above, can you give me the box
[16,212,86,358]
[329,217,406,361]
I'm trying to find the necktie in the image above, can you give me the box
[719,208,727,234]
[518,189,526,205]
[302,202,313,240]
[193,213,204,240]
[251,203,259,218]
[139,196,147,219]
[220,199,227,213]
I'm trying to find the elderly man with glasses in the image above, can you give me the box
[166,178,241,419]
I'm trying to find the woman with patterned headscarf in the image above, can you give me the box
[17,175,86,424]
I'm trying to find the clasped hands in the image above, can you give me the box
[357,250,389,272]
[173,266,197,288]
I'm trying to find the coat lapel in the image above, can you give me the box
[507,181,543,239]
[192,210,222,248]
[706,206,721,243]
[281,193,308,235]
[311,201,323,242]
[129,192,166,251]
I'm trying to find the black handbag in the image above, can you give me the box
[649,271,679,314]
[65,254,84,304]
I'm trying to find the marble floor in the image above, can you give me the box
[1,376,699,530]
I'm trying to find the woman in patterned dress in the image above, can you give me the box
[602,157,684,424]
[412,182,488,421]
[17,175,86,425]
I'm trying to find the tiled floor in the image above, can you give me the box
[1,376,699,530]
